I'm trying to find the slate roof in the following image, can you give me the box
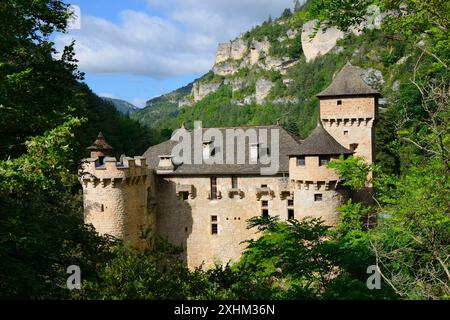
[288,124,353,156]
[142,125,303,175]
[87,132,113,151]
[317,63,380,98]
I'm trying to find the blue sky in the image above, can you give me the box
[55,0,294,107]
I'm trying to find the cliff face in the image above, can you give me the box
[183,6,385,107]
[133,3,405,141]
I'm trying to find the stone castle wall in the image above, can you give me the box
[293,186,348,226]
[80,156,156,248]
[320,96,377,164]
[154,175,294,269]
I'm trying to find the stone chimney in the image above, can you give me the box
[87,132,113,165]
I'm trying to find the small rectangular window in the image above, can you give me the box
[314,194,323,202]
[262,200,268,207]
[181,192,189,200]
[337,100,342,105]
[210,177,217,199]
[261,184,268,188]
[343,130,348,136]
[211,215,217,222]
[288,209,295,220]
[287,199,294,207]
[319,156,330,166]
[211,223,218,234]
[350,143,358,152]
[297,156,305,166]
[262,209,269,217]
[231,176,238,189]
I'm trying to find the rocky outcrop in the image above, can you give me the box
[250,39,270,65]
[263,57,299,74]
[192,82,222,102]
[213,62,238,76]
[286,29,299,39]
[255,78,274,104]
[302,6,387,62]
[231,38,247,60]
[359,68,384,90]
[301,20,346,63]
[232,94,255,106]
[224,78,246,92]
[215,43,232,65]
[178,96,193,108]
[273,96,299,105]
[214,37,247,65]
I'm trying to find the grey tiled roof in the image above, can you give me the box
[317,63,380,97]
[288,124,353,156]
[142,125,303,175]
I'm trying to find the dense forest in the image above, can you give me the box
[0,0,448,300]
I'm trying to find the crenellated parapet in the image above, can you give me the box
[292,179,343,191]
[79,156,151,188]
[321,117,375,128]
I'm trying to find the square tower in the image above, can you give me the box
[317,63,380,164]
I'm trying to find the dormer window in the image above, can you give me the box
[297,156,305,166]
[158,155,174,171]
[319,156,330,166]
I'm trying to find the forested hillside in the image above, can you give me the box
[0,0,158,298]
[101,97,139,116]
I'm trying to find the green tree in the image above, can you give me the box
[0,118,114,298]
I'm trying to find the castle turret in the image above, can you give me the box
[87,132,113,165]
[289,123,353,224]
[317,63,380,164]
[80,134,156,247]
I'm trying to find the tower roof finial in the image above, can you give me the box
[88,131,113,151]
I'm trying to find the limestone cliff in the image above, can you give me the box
[133,3,400,141]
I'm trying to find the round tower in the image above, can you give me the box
[80,133,156,247]
[289,123,353,225]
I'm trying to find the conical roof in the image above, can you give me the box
[289,124,352,156]
[317,63,379,98]
[87,132,113,151]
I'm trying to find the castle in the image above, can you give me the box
[79,64,379,269]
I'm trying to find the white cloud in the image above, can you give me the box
[55,0,295,79]
[131,98,147,108]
